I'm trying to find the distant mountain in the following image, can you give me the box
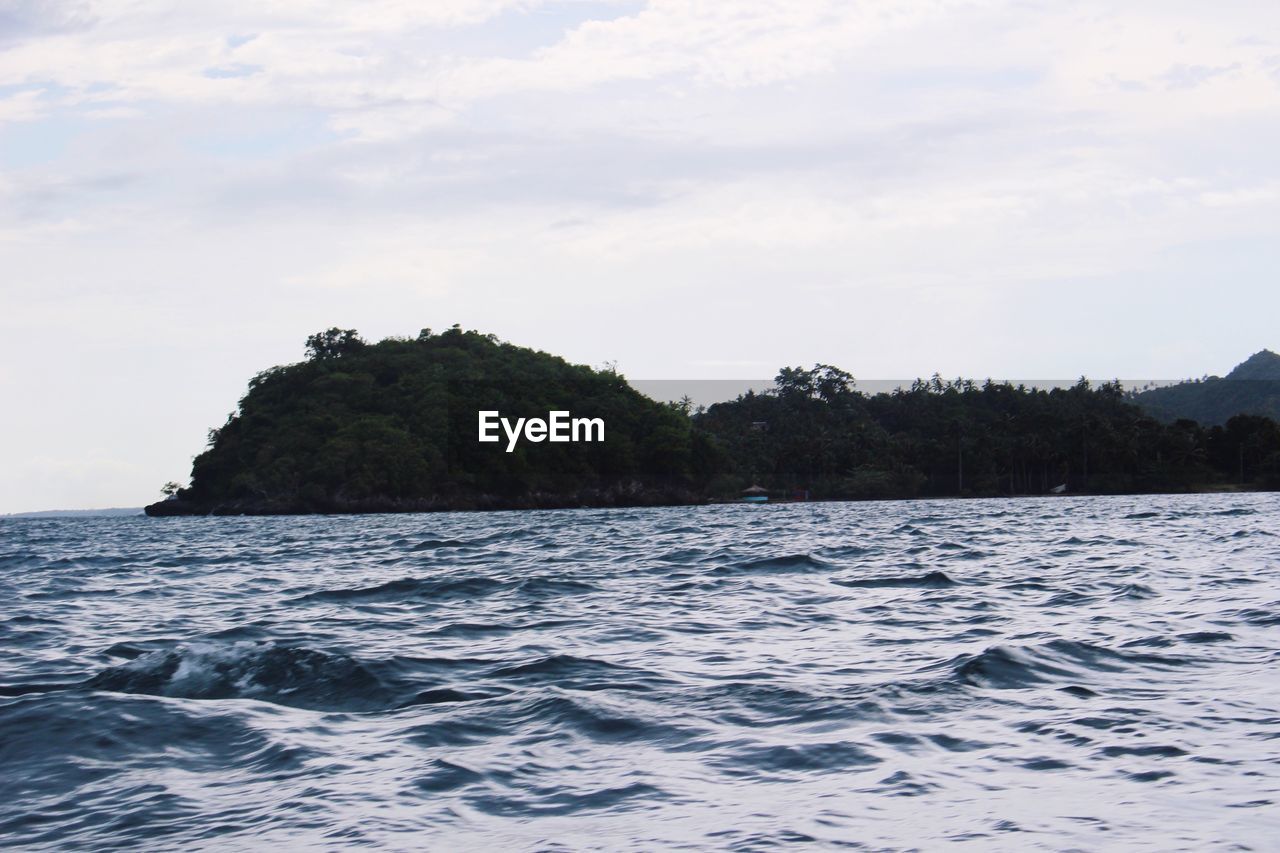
[1,508,144,519]
[1224,350,1280,381]
[1132,350,1280,425]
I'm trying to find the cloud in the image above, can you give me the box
[0,87,47,122]
[1160,62,1242,90]
[2,0,1280,510]
[1200,184,1280,207]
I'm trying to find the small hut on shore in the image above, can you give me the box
[741,485,769,503]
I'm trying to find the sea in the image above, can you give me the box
[1,493,1277,850]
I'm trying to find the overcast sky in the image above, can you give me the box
[3,0,1279,511]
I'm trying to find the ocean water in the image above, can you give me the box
[2,494,1278,851]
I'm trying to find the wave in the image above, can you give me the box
[466,781,667,818]
[294,575,506,603]
[490,654,633,679]
[509,694,690,745]
[81,644,673,712]
[414,758,487,793]
[715,741,883,777]
[1231,608,1280,626]
[294,574,596,605]
[0,690,324,807]
[0,680,82,697]
[834,571,956,589]
[410,538,471,551]
[1178,631,1233,643]
[486,654,669,693]
[818,544,876,559]
[404,687,493,705]
[954,645,1074,689]
[0,551,46,571]
[1113,583,1157,599]
[955,639,1192,689]
[713,554,833,576]
[83,642,401,711]
[652,546,718,565]
[656,524,702,535]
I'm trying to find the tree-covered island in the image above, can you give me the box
[147,328,1280,515]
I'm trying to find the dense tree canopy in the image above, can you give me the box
[156,331,1280,515]
[697,368,1280,501]
[177,326,712,512]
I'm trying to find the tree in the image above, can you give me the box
[160,481,183,498]
[774,366,816,399]
[813,365,856,403]
[305,328,366,360]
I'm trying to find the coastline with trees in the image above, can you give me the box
[146,328,1280,516]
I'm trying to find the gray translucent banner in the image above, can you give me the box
[628,379,1188,408]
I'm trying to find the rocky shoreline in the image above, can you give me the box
[144,484,706,517]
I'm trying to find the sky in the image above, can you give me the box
[2,0,1280,512]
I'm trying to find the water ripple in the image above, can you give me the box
[2,493,1279,849]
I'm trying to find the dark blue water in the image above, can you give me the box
[2,494,1278,849]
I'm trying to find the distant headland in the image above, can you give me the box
[1130,349,1280,425]
[2,508,144,519]
[146,328,1280,516]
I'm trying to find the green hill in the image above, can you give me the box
[1226,350,1280,381]
[1132,350,1280,425]
[151,326,712,515]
